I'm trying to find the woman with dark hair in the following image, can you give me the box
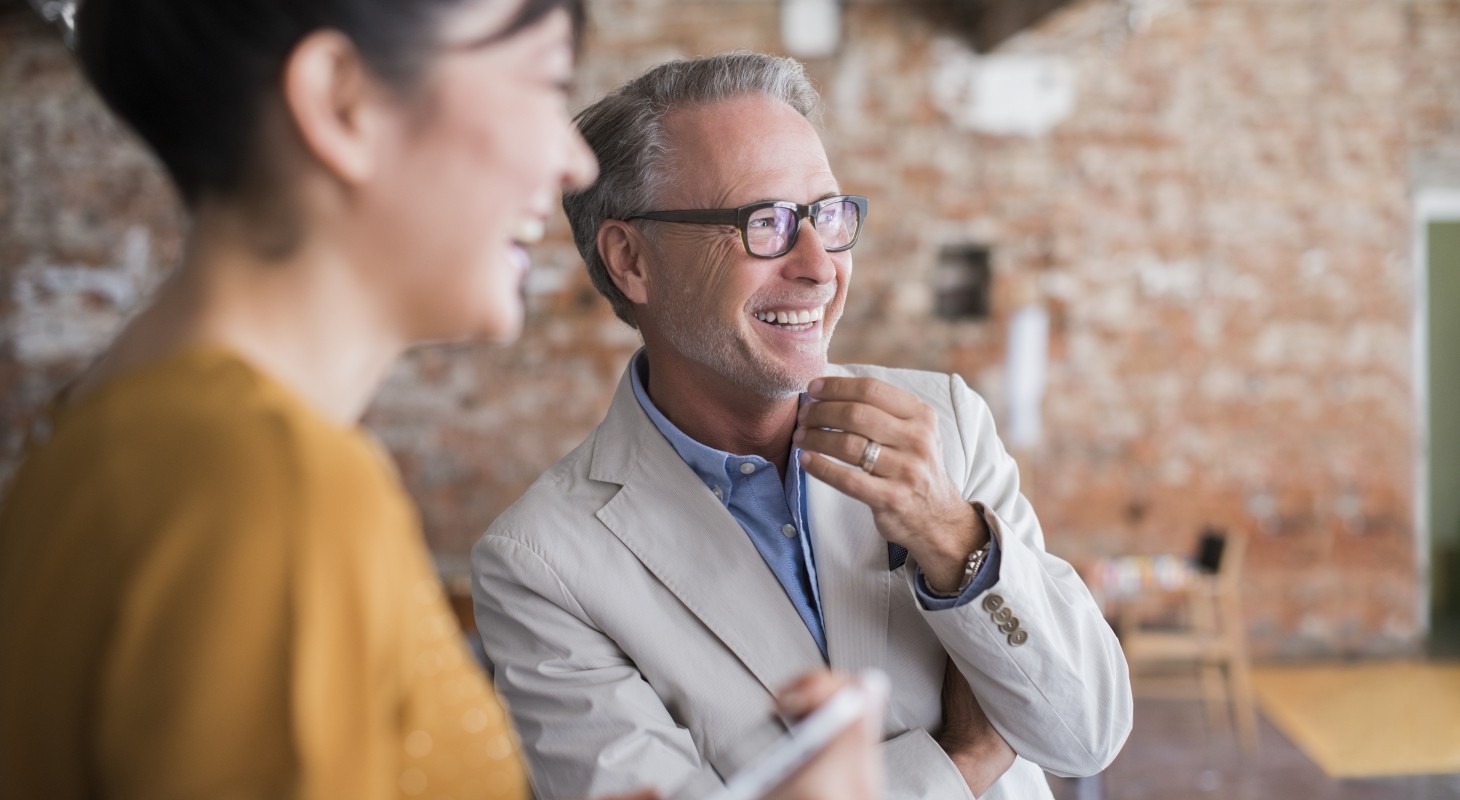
[0,1,882,798]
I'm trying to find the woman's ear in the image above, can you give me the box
[598,220,652,305]
[281,30,392,185]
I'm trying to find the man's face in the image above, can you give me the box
[639,93,852,401]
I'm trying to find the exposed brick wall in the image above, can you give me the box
[3,0,1457,657]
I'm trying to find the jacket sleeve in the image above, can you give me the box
[904,373,1133,778]
[473,532,978,800]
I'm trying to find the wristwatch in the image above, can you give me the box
[928,503,994,598]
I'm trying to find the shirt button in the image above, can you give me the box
[712,486,724,499]
[781,523,797,538]
[739,463,756,475]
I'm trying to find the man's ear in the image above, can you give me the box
[281,29,392,186]
[598,220,652,305]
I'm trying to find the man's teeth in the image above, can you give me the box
[754,307,825,325]
[513,218,546,245]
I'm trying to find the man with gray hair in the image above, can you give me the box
[472,51,1131,799]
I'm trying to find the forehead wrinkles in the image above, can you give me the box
[659,98,836,208]
[714,165,838,208]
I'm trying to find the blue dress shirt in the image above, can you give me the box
[629,352,1000,657]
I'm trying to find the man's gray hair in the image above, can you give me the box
[563,51,820,328]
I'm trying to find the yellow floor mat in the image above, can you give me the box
[1251,661,1460,778]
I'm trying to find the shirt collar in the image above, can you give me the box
[629,350,790,502]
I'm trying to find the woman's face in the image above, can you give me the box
[362,0,597,344]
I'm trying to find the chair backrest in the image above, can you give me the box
[1216,530,1246,591]
[1194,528,1226,574]
[1192,527,1246,588]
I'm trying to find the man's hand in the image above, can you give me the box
[795,376,988,592]
[939,658,1015,797]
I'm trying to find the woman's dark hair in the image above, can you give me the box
[74,0,584,208]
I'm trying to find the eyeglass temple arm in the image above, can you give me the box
[624,209,739,224]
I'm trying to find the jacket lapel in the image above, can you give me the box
[806,472,893,675]
[589,367,825,697]
[800,363,894,675]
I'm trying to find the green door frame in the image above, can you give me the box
[1415,188,1460,637]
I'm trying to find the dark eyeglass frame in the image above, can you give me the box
[623,195,869,259]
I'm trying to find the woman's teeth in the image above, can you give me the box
[754,307,825,327]
[513,217,546,245]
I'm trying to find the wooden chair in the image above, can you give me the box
[1117,529,1260,753]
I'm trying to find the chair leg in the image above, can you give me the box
[1200,660,1231,738]
[1229,648,1260,754]
[1217,591,1259,755]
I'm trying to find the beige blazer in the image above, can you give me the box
[472,361,1131,799]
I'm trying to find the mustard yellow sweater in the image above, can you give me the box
[0,347,527,799]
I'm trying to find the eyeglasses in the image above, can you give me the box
[624,195,869,259]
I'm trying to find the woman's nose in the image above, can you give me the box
[562,128,598,192]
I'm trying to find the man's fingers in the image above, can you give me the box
[796,428,907,481]
[808,376,922,419]
[795,427,871,468]
[797,400,905,445]
[799,450,893,504]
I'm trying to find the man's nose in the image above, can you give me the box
[780,218,838,284]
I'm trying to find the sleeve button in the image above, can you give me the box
[981,594,1005,613]
[1008,629,1029,647]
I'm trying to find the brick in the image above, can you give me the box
[2,0,1455,657]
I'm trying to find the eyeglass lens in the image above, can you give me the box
[745,198,862,257]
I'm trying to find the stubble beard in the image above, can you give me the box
[658,298,835,401]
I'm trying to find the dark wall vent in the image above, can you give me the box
[934,244,992,321]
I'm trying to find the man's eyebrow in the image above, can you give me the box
[745,191,844,205]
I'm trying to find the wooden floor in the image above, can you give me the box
[1050,696,1460,800]
[1252,661,1460,779]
